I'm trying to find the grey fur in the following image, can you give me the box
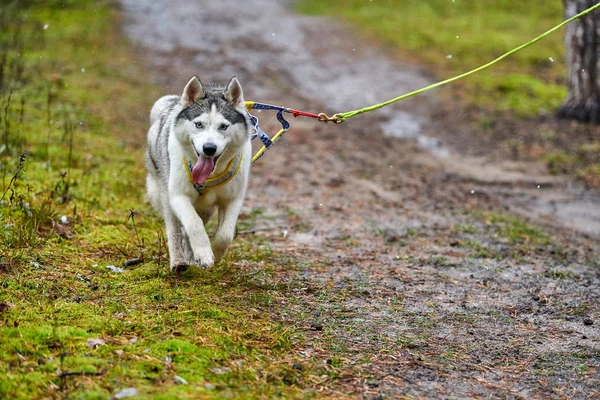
[146,95,178,179]
[177,84,247,127]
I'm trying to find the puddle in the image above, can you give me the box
[382,113,450,158]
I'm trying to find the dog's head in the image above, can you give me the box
[175,76,250,184]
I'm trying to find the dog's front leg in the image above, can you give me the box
[212,197,244,264]
[163,211,189,272]
[170,194,214,268]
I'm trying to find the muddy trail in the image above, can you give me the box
[121,1,599,398]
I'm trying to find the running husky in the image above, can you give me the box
[146,76,252,271]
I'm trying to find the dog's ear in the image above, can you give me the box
[224,76,244,108]
[181,76,204,107]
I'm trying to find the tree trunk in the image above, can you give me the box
[557,0,600,123]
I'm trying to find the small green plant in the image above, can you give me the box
[543,152,579,175]
[456,223,477,234]
[547,268,576,280]
[486,213,550,246]
[466,239,501,259]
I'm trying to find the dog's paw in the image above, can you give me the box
[171,263,189,274]
[211,237,231,265]
[193,247,214,268]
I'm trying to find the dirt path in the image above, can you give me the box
[121,1,599,398]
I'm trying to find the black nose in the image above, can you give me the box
[203,143,217,156]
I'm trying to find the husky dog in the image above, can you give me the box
[146,76,252,271]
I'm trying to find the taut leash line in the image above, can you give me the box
[245,2,600,162]
[335,2,600,123]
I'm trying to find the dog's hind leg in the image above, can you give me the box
[146,173,162,211]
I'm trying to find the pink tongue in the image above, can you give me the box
[191,156,215,185]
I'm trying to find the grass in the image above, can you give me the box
[297,0,565,117]
[543,144,600,187]
[0,1,330,398]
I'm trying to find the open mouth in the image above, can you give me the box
[191,146,220,185]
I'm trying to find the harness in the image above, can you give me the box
[182,101,324,195]
[244,101,328,163]
[183,150,243,196]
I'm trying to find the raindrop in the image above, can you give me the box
[456,35,459,38]
[271,32,276,36]
[470,189,475,194]
[81,68,85,73]
[446,54,453,59]
[537,185,540,189]
[43,24,49,30]
[549,57,554,62]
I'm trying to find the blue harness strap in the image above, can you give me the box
[246,102,295,163]
[248,103,291,135]
[276,110,290,130]
[249,114,273,148]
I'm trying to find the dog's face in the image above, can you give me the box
[175,76,249,184]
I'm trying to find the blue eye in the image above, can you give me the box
[219,124,229,131]
[195,121,203,129]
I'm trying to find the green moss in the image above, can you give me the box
[476,73,566,117]
[543,152,579,175]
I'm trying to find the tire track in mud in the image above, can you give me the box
[121,1,600,398]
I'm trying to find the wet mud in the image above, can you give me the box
[121,0,599,397]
